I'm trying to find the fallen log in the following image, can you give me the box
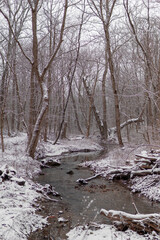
[111,170,131,180]
[138,163,152,170]
[134,159,151,164]
[134,156,157,170]
[131,168,160,178]
[100,209,160,234]
[105,166,160,179]
[135,154,157,161]
[76,173,102,185]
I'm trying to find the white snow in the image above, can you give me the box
[76,145,160,239]
[1,133,160,240]
[0,133,102,240]
[42,136,103,157]
[82,145,160,202]
[0,133,47,240]
[66,224,158,240]
[131,175,160,201]
[58,217,68,223]
[100,209,160,221]
[0,181,47,240]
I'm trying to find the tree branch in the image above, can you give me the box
[41,0,68,80]
[0,9,32,65]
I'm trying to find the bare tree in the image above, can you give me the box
[87,0,123,145]
[53,0,85,144]
[0,0,28,151]
[26,0,68,157]
[0,0,68,157]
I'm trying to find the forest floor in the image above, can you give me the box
[0,133,159,240]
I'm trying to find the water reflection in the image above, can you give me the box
[32,151,160,239]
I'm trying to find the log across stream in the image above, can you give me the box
[30,151,160,239]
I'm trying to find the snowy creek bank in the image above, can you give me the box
[1,134,159,240]
[0,134,49,240]
[30,149,160,240]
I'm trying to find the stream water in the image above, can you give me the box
[29,151,160,240]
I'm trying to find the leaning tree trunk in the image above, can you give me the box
[27,0,68,156]
[70,89,83,135]
[83,78,107,139]
[27,82,48,158]
[105,27,123,146]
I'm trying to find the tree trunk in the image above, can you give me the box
[86,100,92,137]
[155,56,160,136]
[27,83,49,158]
[43,68,51,142]
[83,78,106,139]
[84,71,98,138]
[28,67,38,143]
[28,2,39,144]
[70,89,83,135]
[53,4,83,144]
[105,27,123,146]
[102,44,108,140]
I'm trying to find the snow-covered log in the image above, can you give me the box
[134,159,151,164]
[105,167,160,179]
[136,162,153,169]
[100,209,160,233]
[76,173,102,185]
[131,168,160,178]
[77,162,160,182]
[135,154,157,161]
[103,149,160,180]
[134,152,160,170]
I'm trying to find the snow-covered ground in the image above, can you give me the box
[81,145,160,202]
[67,144,160,240]
[0,133,159,240]
[0,133,47,240]
[66,224,159,240]
[37,135,103,158]
[0,133,102,240]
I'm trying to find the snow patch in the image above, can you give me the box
[0,133,47,240]
[66,224,158,240]
[0,181,47,240]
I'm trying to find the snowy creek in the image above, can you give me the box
[29,150,160,239]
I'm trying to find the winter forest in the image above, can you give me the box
[0,1,160,240]
[0,0,160,157]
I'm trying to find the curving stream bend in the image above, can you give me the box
[29,151,160,239]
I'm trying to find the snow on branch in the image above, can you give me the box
[108,117,143,137]
[120,117,143,129]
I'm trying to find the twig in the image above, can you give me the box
[130,193,139,214]
[42,194,58,202]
